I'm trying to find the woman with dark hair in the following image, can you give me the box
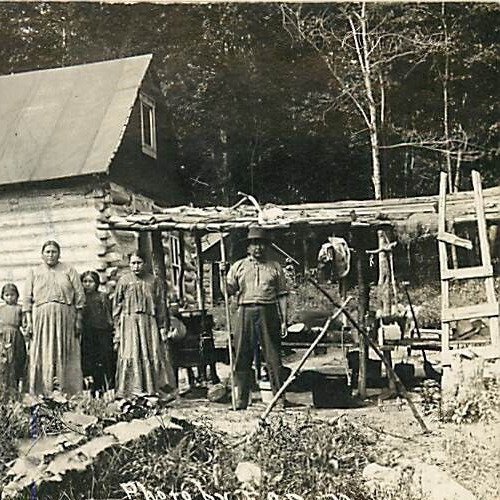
[113,251,176,399]
[80,270,115,394]
[23,240,85,396]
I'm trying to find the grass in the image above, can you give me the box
[29,414,422,500]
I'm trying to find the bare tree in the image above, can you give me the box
[281,3,436,312]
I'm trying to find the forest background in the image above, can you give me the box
[0,1,498,206]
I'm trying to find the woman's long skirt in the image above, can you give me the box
[29,302,82,396]
[115,313,176,398]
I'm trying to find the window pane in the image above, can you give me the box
[142,102,152,147]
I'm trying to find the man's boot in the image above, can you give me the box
[234,370,251,410]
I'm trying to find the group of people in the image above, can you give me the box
[0,228,289,410]
[0,240,177,400]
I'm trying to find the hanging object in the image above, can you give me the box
[317,236,351,281]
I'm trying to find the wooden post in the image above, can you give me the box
[151,231,167,285]
[302,228,310,276]
[472,171,500,348]
[351,225,370,399]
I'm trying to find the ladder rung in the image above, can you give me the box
[442,302,499,322]
[437,231,473,250]
[442,265,493,281]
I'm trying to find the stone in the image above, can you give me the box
[412,462,476,500]
[362,463,403,492]
[235,461,262,486]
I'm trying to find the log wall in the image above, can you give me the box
[0,184,101,297]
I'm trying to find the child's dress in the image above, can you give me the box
[0,304,26,389]
[81,291,116,392]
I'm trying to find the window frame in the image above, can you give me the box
[169,234,182,297]
[139,92,157,159]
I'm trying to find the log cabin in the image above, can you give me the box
[0,54,185,296]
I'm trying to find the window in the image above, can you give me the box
[169,234,182,297]
[140,93,157,159]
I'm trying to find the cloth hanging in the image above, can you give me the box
[317,237,351,280]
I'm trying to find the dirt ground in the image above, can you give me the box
[169,348,500,500]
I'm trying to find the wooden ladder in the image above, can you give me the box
[438,170,500,364]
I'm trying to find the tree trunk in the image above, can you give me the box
[441,2,455,193]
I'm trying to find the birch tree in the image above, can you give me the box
[282,3,436,312]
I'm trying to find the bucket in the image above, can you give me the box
[259,380,274,404]
[312,374,351,409]
[394,362,415,387]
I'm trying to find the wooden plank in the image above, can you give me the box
[471,171,500,347]
[437,231,473,250]
[442,265,493,281]
[442,302,500,322]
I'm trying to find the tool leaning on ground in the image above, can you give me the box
[219,234,237,411]
[270,243,429,434]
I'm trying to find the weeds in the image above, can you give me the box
[443,378,499,424]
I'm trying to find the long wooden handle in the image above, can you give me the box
[219,235,237,411]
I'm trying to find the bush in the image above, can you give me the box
[0,387,29,478]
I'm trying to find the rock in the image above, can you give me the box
[412,462,476,500]
[61,412,98,434]
[362,463,403,492]
[16,432,86,462]
[104,415,181,445]
[235,461,262,486]
[207,383,228,403]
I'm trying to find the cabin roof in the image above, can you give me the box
[0,54,152,186]
[102,186,500,236]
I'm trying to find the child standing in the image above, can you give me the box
[80,271,115,394]
[0,284,26,391]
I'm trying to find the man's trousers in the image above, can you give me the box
[233,303,283,408]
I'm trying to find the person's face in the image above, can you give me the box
[42,245,60,267]
[82,276,97,293]
[248,240,267,260]
[3,291,18,305]
[130,255,145,276]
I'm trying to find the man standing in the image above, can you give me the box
[226,227,288,409]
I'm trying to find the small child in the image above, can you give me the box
[80,271,115,395]
[0,283,26,391]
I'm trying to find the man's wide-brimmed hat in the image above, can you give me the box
[246,227,272,242]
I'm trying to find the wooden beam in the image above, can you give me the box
[437,231,473,250]
[442,265,493,281]
[442,302,499,323]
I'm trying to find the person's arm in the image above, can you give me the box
[112,277,125,349]
[69,267,85,337]
[225,261,240,297]
[153,278,168,341]
[275,263,288,337]
[22,269,34,339]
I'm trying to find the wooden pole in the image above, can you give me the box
[356,247,369,399]
[267,241,429,433]
[259,297,353,421]
[219,235,237,410]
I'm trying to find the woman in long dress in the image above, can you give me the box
[113,252,176,399]
[23,240,85,396]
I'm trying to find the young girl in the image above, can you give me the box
[0,283,26,391]
[80,271,115,394]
